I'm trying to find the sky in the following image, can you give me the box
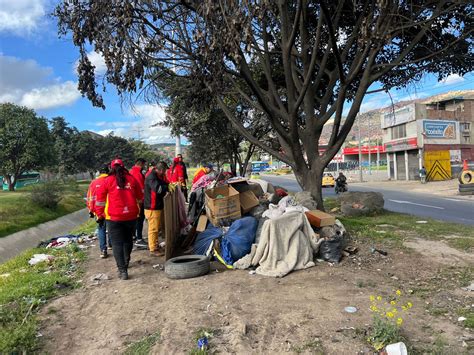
[0,0,473,144]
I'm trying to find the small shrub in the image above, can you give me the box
[367,290,413,351]
[29,182,63,209]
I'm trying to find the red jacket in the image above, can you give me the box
[86,173,108,215]
[130,166,145,194]
[192,167,207,184]
[168,158,186,184]
[95,173,144,221]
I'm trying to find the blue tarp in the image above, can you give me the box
[193,217,258,264]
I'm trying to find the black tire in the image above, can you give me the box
[459,186,474,192]
[458,183,474,190]
[164,255,210,280]
[459,190,474,196]
[458,170,473,184]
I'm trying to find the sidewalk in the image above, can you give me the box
[352,179,472,199]
[0,208,89,264]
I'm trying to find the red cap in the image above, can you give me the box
[111,158,124,167]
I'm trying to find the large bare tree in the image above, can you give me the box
[55,0,473,207]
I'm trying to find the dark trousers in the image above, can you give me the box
[107,220,136,272]
[135,204,145,240]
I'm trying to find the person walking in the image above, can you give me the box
[419,166,427,184]
[95,158,143,280]
[130,158,147,248]
[144,162,169,256]
[86,164,111,258]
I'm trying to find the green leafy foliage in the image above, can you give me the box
[124,331,161,355]
[0,103,55,191]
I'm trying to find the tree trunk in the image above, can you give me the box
[295,167,325,211]
[6,175,15,191]
[89,171,94,180]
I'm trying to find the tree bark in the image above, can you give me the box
[6,175,15,191]
[294,166,325,211]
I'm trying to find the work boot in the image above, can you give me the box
[100,250,108,259]
[150,250,165,257]
[119,270,128,280]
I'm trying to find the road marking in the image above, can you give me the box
[444,198,471,203]
[388,199,445,210]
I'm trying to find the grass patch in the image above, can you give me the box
[0,181,88,238]
[291,338,324,354]
[124,331,160,355]
[0,245,86,353]
[326,199,474,250]
[457,308,474,329]
[70,219,97,235]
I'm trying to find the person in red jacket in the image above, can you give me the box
[86,164,110,258]
[168,156,188,200]
[96,158,143,280]
[129,158,147,248]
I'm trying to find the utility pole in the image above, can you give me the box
[368,113,372,175]
[358,115,363,182]
[134,127,143,141]
[172,31,181,157]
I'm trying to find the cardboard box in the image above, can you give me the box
[196,215,208,232]
[205,185,241,226]
[239,190,259,214]
[305,210,335,227]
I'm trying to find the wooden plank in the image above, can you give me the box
[164,188,182,261]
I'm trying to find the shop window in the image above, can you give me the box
[460,122,471,131]
[391,124,407,139]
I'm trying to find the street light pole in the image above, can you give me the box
[368,114,372,175]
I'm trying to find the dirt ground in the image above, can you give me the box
[38,234,473,354]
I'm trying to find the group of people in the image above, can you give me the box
[86,155,207,280]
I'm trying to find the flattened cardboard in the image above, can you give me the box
[196,215,208,232]
[240,190,259,214]
[305,210,335,227]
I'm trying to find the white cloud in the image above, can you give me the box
[92,104,174,144]
[437,73,465,86]
[20,81,80,110]
[0,0,46,35]
[0,55,81,110]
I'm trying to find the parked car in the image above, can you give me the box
[322,172,335,187]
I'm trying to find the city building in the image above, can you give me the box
[382,92,474,181]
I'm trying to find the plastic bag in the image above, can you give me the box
[221,217,258,264]
[193,225,223,255]
[319,235,343,263]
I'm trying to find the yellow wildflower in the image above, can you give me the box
[386,312,394,318]
[397,317,403,326]
[396,290,402,296]
[407,302,413,308]
[390,300,396,305]
[377,296,382,301]
[402,305,407,311]
[369,295,375,302]
[392,308,398,314]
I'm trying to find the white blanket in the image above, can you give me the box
[234,211,322,277]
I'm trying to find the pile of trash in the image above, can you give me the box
[37,233,97,249]
[187,177,352,277]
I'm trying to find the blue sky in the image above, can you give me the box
[0,0,473,144]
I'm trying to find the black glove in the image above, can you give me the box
[96,217,105,227]
[89,211,94,218]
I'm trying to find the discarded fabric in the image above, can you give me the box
[28,254,54,265]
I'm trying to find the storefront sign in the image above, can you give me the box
[384,137,418,152]
[382,104,416,128]
[423,120,456,139]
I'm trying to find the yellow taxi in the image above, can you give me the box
[322,172,335,187]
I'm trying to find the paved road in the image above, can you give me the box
[262,175,474,225]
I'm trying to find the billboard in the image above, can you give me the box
[423,120,456,139]
[382,104,416,128]
[384,137,418,152]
